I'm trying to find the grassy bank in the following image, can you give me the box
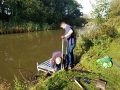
[31,37,120,90]
[76,37,120,89]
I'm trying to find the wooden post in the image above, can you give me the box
[61,39,64,70]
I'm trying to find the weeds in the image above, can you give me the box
[14,76,28,90]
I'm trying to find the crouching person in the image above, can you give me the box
[50,51,66,73]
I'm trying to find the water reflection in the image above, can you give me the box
[5,57,14,61]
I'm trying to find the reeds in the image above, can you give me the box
[0,21,53,34]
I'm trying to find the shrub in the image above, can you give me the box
[100,25,118,38]
[75,24,117,57]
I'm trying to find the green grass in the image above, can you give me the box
[117,27,120,33]
[37,71,102,90]
[79,37,120,89]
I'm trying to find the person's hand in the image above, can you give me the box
[52,69,56,73]
[61,35,65,39]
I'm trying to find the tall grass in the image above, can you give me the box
[14,76,28,90]
[0,21,54,34]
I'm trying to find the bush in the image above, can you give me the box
[100,25,118,38]
[75,24,118,58]
[83,25,118,40]
[75,35,93,56]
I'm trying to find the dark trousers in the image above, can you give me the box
[66,44,75,67]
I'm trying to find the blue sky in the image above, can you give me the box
[76,0,93,14]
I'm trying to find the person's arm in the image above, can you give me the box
[61,29,73,39]
[50,58,56,73]
[52,68,56,73]
[65,29,73,37]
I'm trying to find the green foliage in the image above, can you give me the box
[0,0,84,28]
[75,24,118,60]
[73,17,87,27]
[38,71,102,90]
[107,0,120,18]
[75,35,93,55]
[80,37,120,89]
[14,77,27,90]
[100,25,118,38]
[86,25,117,39]
[42,23,52,31]
[0,20,54,34]
[104,0,120,33]
[90,0,110,25]
[106,16,120,33]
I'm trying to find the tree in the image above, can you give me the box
[0,0,11,21]
[8,0,47,22]
[106,0,120,28]
[41,0,83,25]
[0,0,84,28]
[90,0,110,25]
[107,0,120,18]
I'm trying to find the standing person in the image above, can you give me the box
[60,22,76,70]
[50,51,66,73]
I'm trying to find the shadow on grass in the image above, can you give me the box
[74,38,93,66]
[74,49,85,65]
